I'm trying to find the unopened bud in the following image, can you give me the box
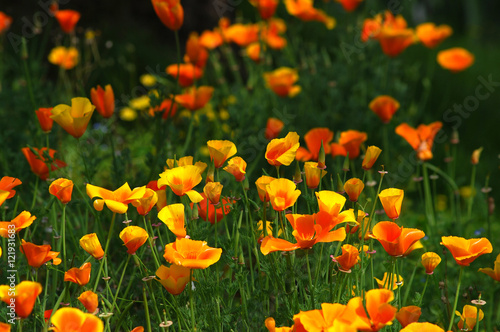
[318,141,326,169]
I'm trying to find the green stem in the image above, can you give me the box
[189,269,196,331]
[448,266,464,331]
[143,286,152,332]
[61,204,67,271]
[467,164,476,220]
[306,250,315,308]
[417,275,429,308]
[111,254,131,313]
[30,177,39,210]
[422,163,436,234]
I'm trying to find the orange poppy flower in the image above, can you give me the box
[437,47,474,73]
[0,211,36,238]
[335,0,363,12]
[478,253,500,281]
[163,238,222,269]
[344,178,364,202]
[267,178,301,211]
[284,0,336,29]
[174,86,213,111]
[441,236,492,266]
[400,322,445,332]
[315,190,356,223]
[184,32,209,68]
[377,27,415,57]
[362,146,382,170]
[0,322,10,331]
[261,19,287,50]
[158,203,186,238]
[153,98,178,119]
[223,157,247,182]
[333,244,360,272]
[79,233,105,260]
[49,178,73,204]
[48,46,79,70]
[330,142,347,158]
[54,9,80,33]
[371,221,425,257]
[119,226,149,254]
[20,239,61,268]
[378,188,404,219]
[374,272,404,290]
[249,0,279,19]
[471,147,483,165]
[225,23,259,46]
[64,262,92,286]
[50,307,104,332]
[260,211,346,254]
[456,305,484,331]
[304,162,327,189]
[263,67,301,98]
[51,97,95,138]
[146,180,168,211]
[0,176,21,200]
[86,183,146,214]
[199,30,223,49]
[35,107,54,132]
[203,182,223,205]
[90,84,115,118]
[207,140,237,168]
[338,130,367,159]
[0,281,42,318]
[369,95,400,123]
[292,303,350,331]
[265,118,285,140]
[131,328,144,332]
[151,0,183,31]
[131,188,158,216]
[158,165,204,203]
[245,42,261,62]
[416,23,452,48]
[155,264,191,295]
[166,156,207,174]
[166,63,203,87]
[395,121,442,161]
[255,175,276,202]
[396,306,421,327]
[421,252,441,275]
[296,128,333,162]
[22,147,67,181]
[196,193,234,224]
[264,317,293,332]
[78,290,98,313]
[0,11,12,34]
[265,132,300,166]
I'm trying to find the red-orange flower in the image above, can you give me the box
[400,323,444,332]
[49,178,73,204]
[79,233,105,260]
[131,187,158,216]
[20,239,62,268]
[416,23,452,48]
[362,146,382,170]
[146,180,168,210]
[207,140,237,168]
[163,238,222,269]
[54,9,80,33]
[335,0,363,12]
[90,85,115,118]
[369,95,400,123]
[377,27,415,57]
[22,147,67,181]
[158,165,203,203]
[35,107,54,132]
[196,193,234,224]
[223,157,247,182]
[338,130,367,159]
[371,221,425,257]
[264,67,301,98]
[441,236,492,266]
[184,32,209,68]
[225,24,259,46]
[249,0,279,20]
[151,0,184,31]
[0,281,42,318]
[437,47,474,73]
[174,86,213,111]
[166,63,203,87]
[265,132,300,166]
[156,264,191,295]
[304,162,327,189]
[199,30,223,49]
[395,122,442,161]
[0,12,12,34]
[456,305,484,331]
[478,253,500,281]
[50,307,104,332]
[78,290,98,313]
[120,226,149,254]
[296,128,333,161]
[50,97,95,138]
[0,211,36,238]
[333,244,360,272]
[0,176,21,201]
[265,118,285,140]
[284,0,336,29]
[267,178,301,211]
[64,262,92,286]
[396,306,422,327]
[344,178,364,202]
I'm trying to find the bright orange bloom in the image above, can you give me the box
[261,19,287,50]
[48,46,79,70]
[152,98,178,119]
[263,67,301,98]
[49,178,73,204]
[0,176,21,200]
[158,165,204,203]
[264,317,293,332]
[196,193,234,224]
[78,290,98,313]
[284,0,336,29]
[158,203,186,238]
[396,306,421,327]
[400,322,445,332]
[0,12,12,34]
[304,162,327,189]
[223,157,247,182]
[225,24,259,46]
[22,147,67,181]
[456,305,484,331]
[90,84,115,118]
[292,303,351,331]
[50,307,104,332]
[166,63,203,87]
[184,32,209,68]
[395,122,442,161]
[416,23,452,48]
[166,156,208,173]
[339,130,367,159]
[374,272,404,290]
[131,327,144,332]
[207,140,237,168]
[131,188,158,216]
[246,43,261,62]
[471,147,483,165]
[51,97,95,138]
[156,264,191,295]
[369,95,400,123]
[203,182,223,205]
[267,178,301,211]
[315,190,356,223]
[249,0,279,19]
[362,146,382,170]
[265,118,285,140]
[64,262,92,286]
[0,322,10,331]
[163,238,222,269]
[335,0,363,12]
[441,236,492,266]
[265,132,300,166]
[79,233,105,260]
[255,175,276,202]
[54,9,80,33]
[378,188,404,219]
[377,27,415,57]
[35,107,54,132]
[199,30,223,49]
[478,253,500,281]
[20,239,61,268]
[174,86,213,111]
[437,48,474,72]
[120,226,149,254]
[260,211,346,254]
[86,183,146,214]
[330,142,347,158]
[334,244,360,272]
[0,281,42,318]
[421,252,441,275]
[371,221,425,257]
[151,0,183,31]
[344,178,364,202]
[0,211,36,238]
[296,128,333,161]
[146,180,168,211]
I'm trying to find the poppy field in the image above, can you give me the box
[0,1,499,331]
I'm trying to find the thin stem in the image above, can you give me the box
[189,269,196,331]
[143,286,152,332]
[448,266,464,331]
[111,254,131,313]
[467,164,476,220]
[306,250,315,308]
[61,204,67,271]
[417,275,429,307]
